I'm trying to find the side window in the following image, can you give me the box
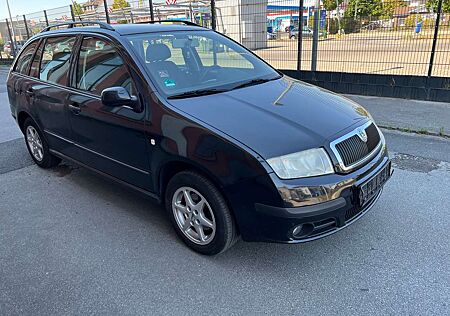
[75,37,135,96]
[30,40,44,78]
[14,41,38,75]
[39,36,76,85]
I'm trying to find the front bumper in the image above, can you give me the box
[253,154,392,243]
[255,187,385,243]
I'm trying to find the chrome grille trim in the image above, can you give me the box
[330,121,384,173]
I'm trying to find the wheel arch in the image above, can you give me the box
[158,158,241,235]
[158,159,225,202]
[17,110,33,133]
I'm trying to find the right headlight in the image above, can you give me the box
[267,148,334,179]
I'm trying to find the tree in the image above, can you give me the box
[323,0,342,11]
[112,0,130,9]
[72,1,84,16]
[323,0,344,34]
[426,0,450,13]
[345,0,383,18]
[382,0,407,19]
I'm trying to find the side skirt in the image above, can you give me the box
[49,149,161,204]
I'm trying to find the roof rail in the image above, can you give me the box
[137,20,203,27]
[40,21,114,33]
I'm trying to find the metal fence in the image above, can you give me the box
[1,0,449,78]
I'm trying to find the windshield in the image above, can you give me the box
[126,30,280,98]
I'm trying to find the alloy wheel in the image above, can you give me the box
[172,186,216,245]
[26,126,44,161]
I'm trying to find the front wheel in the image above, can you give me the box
[165,171,238,255]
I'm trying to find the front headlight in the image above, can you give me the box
[267,148,334,179]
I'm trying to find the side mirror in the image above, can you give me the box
[101,87,138,110]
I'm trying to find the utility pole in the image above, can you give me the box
[311,0,320,71]
[6,0,16,42]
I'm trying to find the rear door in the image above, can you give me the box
[29,35,78,156]
[7,39,39,119]
[66,35,152,191]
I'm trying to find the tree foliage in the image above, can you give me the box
[323,0,343,12]
[426,0,450,13]
[345,0,384,18]
[382,0,407,18]
[112,0,131,10]
[72,1,83,16]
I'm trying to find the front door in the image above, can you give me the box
[67,36,152,191]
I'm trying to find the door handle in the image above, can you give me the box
[68,103,81,115]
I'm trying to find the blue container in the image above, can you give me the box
[415,21,423,33]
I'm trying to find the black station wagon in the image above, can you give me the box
[7,21,392,255]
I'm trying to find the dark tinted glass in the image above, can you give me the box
[30,40,44,78]
[14,41,38,75]
[39,36,76,85]
[76,37,134,96]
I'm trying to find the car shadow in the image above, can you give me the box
[55,160,380,268]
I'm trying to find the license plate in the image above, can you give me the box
[358,162,391,207]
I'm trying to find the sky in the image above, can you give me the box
[0,0,73,19]
[0,0,172,20]
[0,0,311,20]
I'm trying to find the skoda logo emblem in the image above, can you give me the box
[357,128,368,143]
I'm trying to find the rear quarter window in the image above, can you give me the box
[14,40,39,75]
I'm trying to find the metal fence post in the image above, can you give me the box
[23,15,30,39]
[427,0,443,77]
[149,0,154,21]
[296,0,304,71]
[5,18,16,57]
[43,10,49,26]
[210,0,216,31]
[70,5,76,22]
[104,0,111,24]
[311,1,320,71]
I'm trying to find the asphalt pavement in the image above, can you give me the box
[1,65,449,315]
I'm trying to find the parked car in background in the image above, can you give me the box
[3,40,26,56]
[267,32,277,40]
[7,21,391,255]
[289,27,326,39]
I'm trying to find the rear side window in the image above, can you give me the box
[14,40,38,75]
[39,36,76,85]
[29,40,45,78]
[75,37,134,96]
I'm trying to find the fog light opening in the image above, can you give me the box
[292,223,315,239]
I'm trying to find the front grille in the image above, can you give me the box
[335,123,381,168]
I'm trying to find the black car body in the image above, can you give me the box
[7,22,391,254]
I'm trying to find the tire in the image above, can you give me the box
[165,170,238,255]
[23,117,61,168]
[290,35,296,40]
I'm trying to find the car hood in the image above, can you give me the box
[167,76,371,159]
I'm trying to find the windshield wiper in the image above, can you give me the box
[231,76,282,90]
[167,88,228,99]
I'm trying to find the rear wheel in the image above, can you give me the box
[165,171,238,255]
[23,118,61,168]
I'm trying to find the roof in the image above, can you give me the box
[112,23,207,35]
[40,22,208,37]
